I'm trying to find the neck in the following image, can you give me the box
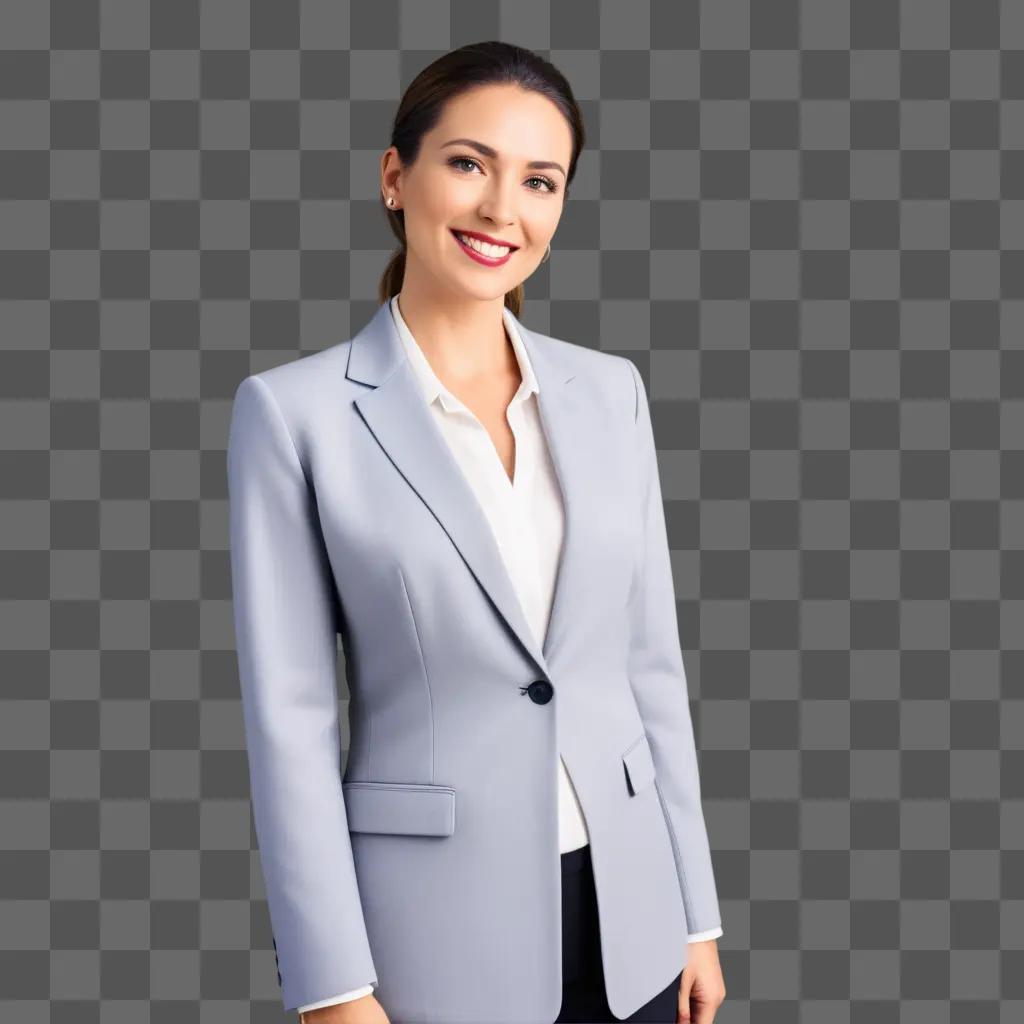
[394,284,516,385]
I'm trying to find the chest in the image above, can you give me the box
[308,362,642,672]
[435,374,523,486]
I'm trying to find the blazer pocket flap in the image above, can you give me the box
[622,733,657,796]
[342,781,456,837]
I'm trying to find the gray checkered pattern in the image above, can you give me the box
[1,0,1022,1021]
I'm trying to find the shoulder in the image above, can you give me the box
[230,339,355,440]
[530,326,642,426]
[237,339,352,407]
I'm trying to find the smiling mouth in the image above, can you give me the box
[450,229,520,250]
[450,229,519,265]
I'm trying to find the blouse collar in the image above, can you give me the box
[389,292,540,414]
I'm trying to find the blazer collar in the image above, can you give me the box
[387,292,540,413]
[346,299,594,678]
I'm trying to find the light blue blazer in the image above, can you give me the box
[226,300,723,1023]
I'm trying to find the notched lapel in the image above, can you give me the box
[528,346,597,668]
[345,302,606,678]
[355,358,550,673]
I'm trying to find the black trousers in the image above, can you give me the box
[555,843,682,1023]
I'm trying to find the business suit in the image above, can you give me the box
[227,299,723,1023]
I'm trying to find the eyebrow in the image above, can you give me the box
[440,138,566,178]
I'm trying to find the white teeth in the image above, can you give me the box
[457,233,511,258]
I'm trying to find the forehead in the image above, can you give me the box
[428,86,572,160]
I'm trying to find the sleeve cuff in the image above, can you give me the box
[297,983,375,1013]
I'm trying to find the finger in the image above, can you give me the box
[677,976,694,1023]
[691,992,717,1024]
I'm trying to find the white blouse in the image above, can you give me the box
[296,294,721,1015]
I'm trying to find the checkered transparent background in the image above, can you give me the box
[1,0,1023,1021]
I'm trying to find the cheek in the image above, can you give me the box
[533,200,562,231]
[406,176,458,225]
[404,205,456,255]
[525,212,560,248]
[426,176,469,218]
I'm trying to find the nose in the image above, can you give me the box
[476,180,519,230]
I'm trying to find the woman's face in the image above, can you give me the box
[382,83,573,302]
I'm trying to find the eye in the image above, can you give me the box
[526,174,559,194]
[449,156,481,174]
[447,155,560,195]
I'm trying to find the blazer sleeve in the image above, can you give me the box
[227,374,379,1011]
[624,358,723,939]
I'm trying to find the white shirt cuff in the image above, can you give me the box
[687,926,723,943]
[297,984,375,1013]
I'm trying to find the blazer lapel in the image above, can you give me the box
[346,301,596,677]
[517,319,593,669]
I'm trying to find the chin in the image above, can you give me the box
[455,280,514,302]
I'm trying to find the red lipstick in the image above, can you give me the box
[450,229,518,268]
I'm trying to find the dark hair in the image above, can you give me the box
[377,41,585,316]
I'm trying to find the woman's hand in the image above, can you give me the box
[299,992,390,1024]
[677,939,726,1023]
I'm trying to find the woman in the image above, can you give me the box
[228,41,726,1024]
